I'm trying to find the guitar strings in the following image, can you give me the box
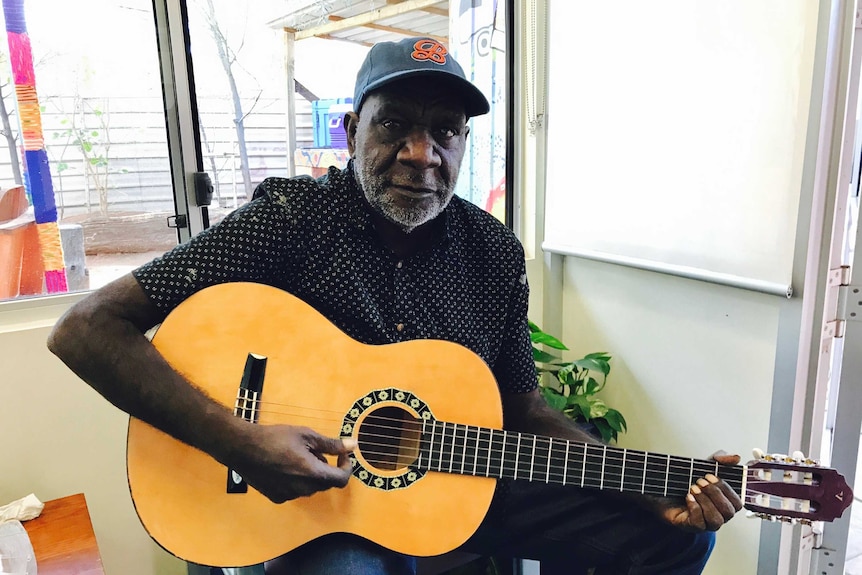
[232,398,811,500]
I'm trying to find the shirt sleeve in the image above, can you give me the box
[492,257,538,394]
[132,181,295,316]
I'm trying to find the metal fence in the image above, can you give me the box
[0,94,314,217]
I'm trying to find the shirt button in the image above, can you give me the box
[396,323,404,332]
[396,261,403,269]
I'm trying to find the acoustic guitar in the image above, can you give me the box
[127,282,853,567]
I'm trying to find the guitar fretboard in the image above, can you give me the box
[417,419,746,498]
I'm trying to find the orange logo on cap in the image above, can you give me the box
[411,39,447,64]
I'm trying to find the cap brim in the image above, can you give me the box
[359,69,490,118]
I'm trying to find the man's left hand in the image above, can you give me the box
[656,452,744,532]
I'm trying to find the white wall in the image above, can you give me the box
[558,258,778,573]
[531,2,842,573]
[0,322,185,575]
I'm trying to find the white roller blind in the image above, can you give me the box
[542,1,820,296]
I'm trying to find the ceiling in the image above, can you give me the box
[266,0,450,47]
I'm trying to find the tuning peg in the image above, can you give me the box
[752,448,765,459]
[790,450,820,466]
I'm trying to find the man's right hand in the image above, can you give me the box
[233,424,356,503]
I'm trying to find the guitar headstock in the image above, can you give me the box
[744,449,853,524]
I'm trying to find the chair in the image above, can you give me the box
[0,185,44,299]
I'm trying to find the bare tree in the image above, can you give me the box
[197,0,256,196]
[0,79,22,185]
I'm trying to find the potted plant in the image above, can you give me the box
[530,321,627,443]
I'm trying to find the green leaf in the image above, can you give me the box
[556,364,579,387]
[592,419,616,443]
[584,352,612,361]
[91,130,99,137]
[81,141,93,153]
[533,348,559,364]
[57,161,68,172]
[564,404,588,421]
[573,357,610,376]
[539,386,567,411]
[603,408,627,433]
[530,331,568,350]
[586,397,609,420]
[585,377,600,395]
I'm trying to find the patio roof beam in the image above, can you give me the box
[386,0,447,17]
[293,0,444,40]
[327,14,447,43]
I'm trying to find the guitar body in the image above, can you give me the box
[127,282,501,567]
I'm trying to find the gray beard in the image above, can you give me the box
[356,165,453,233]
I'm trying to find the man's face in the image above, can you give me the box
[347,78,469,233]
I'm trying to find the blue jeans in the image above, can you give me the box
[263,480,717,575]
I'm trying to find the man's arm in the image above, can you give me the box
[47,274,354,502]
[501,389,743,531]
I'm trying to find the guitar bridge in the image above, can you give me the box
[227,353,267,493]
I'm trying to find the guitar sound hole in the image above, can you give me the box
[357,406,421,472]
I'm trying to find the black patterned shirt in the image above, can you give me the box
[133,163,536,394]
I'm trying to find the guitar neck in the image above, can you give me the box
[416,419,746,499]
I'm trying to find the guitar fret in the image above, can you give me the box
[642,451,648,494]
[664,453,670,496]
[529,435,550,484]
[621,449,646,493]
[470,426,478,476]
[581,443,587,488]
[602,445,624,491]
[428,420,436,471]
[467,425,482,475]
[481,428,490,477]
[438,421,448,472]
[529,435,537,481]
[500,431,507,479]
[621,449,627,491]
[563,440,570,485]
[644,452,672,496]
[449,423,458,473]
[417,419,425,469]
[460,424,467,475]
[689,458,694,488]
[514,433,522,480]
[600,445,607,490]
[426,420,437,469]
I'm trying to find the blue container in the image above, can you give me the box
[312,97,353,147]
[327,103,353,149]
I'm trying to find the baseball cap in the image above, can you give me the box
[353,37,490,118]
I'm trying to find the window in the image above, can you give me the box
[0,0,176,303]
[0,0,512,304]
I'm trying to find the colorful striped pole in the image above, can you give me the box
[3,0,67,293]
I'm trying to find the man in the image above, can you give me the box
[48,37,742,574]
